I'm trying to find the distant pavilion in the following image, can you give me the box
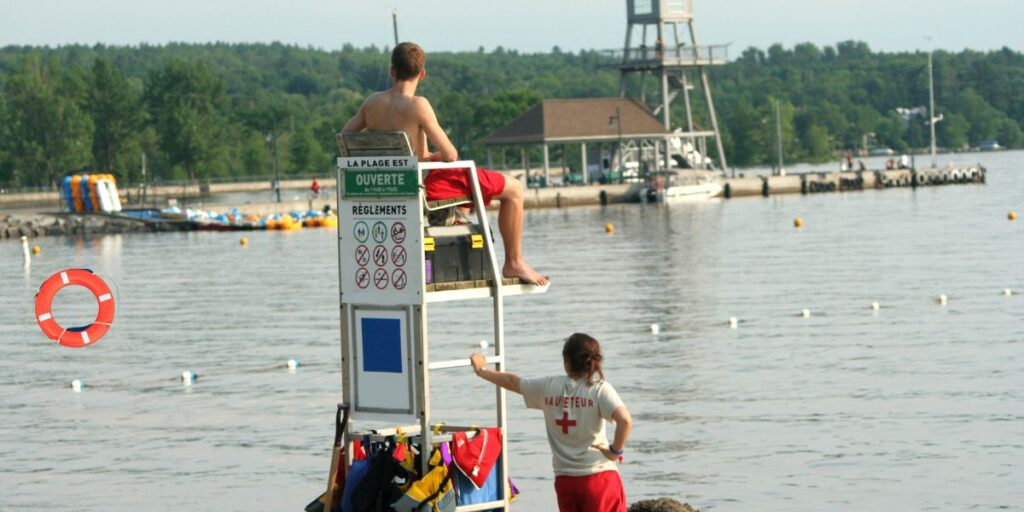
[476,98,671,185]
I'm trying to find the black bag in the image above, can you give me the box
[350,441,410,512]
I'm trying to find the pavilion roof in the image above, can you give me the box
[476,98,671,146]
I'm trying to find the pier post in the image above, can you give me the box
[580,142,589,185]
[522,148,530,187]
[543,144,551,187]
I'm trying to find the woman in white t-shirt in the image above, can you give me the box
[469,333,633,512]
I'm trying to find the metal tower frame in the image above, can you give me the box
[614,0,729,172]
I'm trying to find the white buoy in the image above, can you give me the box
[21,236,30,266]
[871,302,880,310]
[650,323,660,335]
[287,359,300,371]
[938,294,948,305]
[478,340,489,349]
[181,370,196,385]
[801,309,811,318]
[1003,288,1013,297]
[70,379,84,392]
[728,317,738,329]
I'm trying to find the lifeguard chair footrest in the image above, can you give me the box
[425,278,549,303]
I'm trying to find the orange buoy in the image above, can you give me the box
[35,269,115,348]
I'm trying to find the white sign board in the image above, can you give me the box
[352,308,416,418]
[338,157,423,306]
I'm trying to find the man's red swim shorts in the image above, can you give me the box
[424,168,506,207]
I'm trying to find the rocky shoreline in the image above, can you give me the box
[0,214,174,240]
[629,498,699,512]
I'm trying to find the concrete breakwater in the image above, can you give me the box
[0,214,174,240]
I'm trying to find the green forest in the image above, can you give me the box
[1,41,1022,189]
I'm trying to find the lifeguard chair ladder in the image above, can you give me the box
[335,132,548,511]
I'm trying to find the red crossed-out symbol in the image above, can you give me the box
[354,245,370,267]
[392,269,407,290]
[373,268,389,289]
[372,245,388,266]
[391,221,406,243]
[391,245,407,267]
[355,268,370,289]
[555,411,577,434]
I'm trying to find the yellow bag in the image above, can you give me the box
[390,452,456,512]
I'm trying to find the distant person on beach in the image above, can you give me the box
[469,333,632,512]
[342,42,547,286]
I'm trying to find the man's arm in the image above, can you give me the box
[469,352,521,394]
[416,98,458,162]
[341,99,368,133]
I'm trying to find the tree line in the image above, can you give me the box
[1,41,1021,188]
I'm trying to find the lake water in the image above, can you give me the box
[1,151,1021,511]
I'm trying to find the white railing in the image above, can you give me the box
[603,44,730,66]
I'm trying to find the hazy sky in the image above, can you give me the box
[1,0,1020,54]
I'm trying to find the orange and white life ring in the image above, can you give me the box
[35,269,115,348]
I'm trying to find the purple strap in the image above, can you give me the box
[440,441,453,467]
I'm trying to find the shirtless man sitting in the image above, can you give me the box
[343,42,547,286]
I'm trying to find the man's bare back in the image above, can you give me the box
[343,89,457,162]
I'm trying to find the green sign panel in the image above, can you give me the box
[344,169,418,197]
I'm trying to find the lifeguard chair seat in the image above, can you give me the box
[336,131,472,227]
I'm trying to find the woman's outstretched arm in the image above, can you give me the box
[469,352,522,395]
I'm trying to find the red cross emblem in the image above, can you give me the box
[555,411,577,434]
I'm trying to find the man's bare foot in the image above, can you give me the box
[503,261,549,286]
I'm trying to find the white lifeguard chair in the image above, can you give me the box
[333,131,548,511]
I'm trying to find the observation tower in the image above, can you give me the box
[612,0,729,171]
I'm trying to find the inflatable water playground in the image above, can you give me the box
[154,206,338,231]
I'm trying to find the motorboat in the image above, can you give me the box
[642,169,723,202]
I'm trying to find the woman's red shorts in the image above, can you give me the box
[423,168,506,207]
[554,470,627,512]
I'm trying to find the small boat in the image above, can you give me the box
[642,169,723,202]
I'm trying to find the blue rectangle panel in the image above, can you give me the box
[361,317,403,373]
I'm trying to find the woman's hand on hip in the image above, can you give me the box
[592,443,621,462]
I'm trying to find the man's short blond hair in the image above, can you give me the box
[392,42,425,81]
